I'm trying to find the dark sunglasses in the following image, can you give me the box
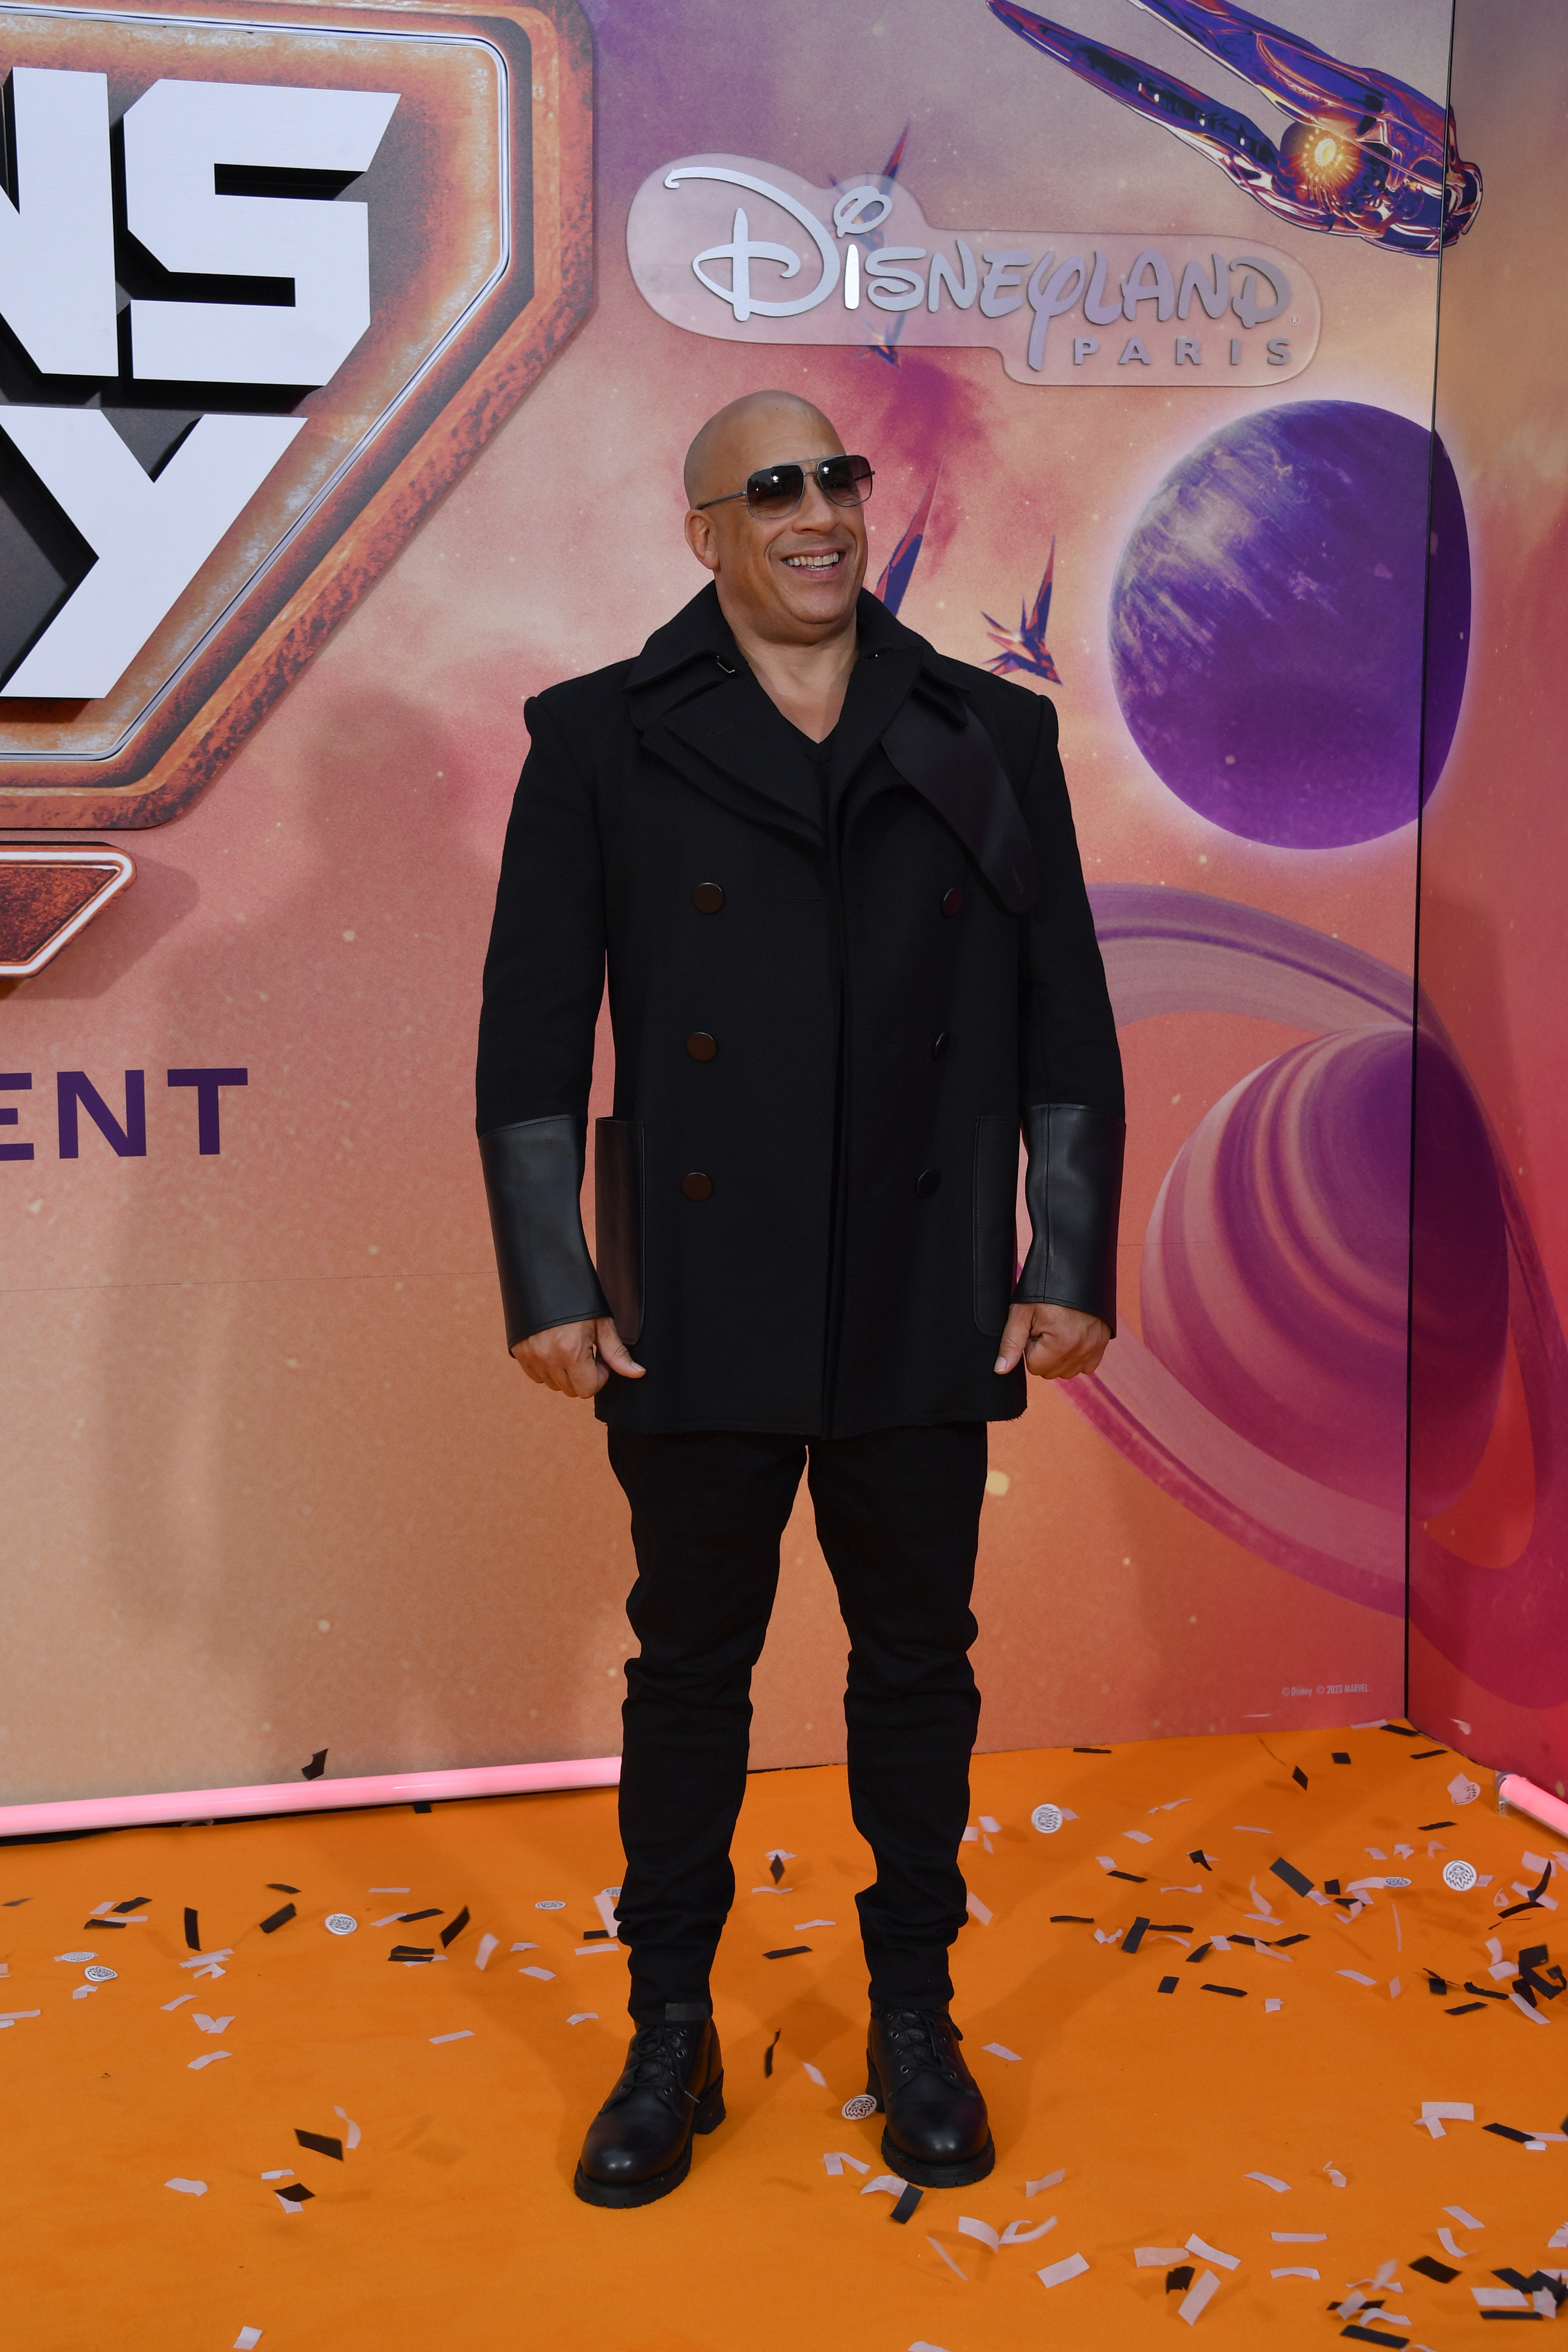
[695,453,875,520]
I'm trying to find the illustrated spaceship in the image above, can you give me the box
[872,467,940,617]
[983,538,1062,683]
[987,0,1481,254]
[836,126,912,365]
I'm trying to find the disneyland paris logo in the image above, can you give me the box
[628,155,1320,388]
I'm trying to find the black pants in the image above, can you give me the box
[607,1421,987,2022]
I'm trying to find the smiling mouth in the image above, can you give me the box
[781,548,846,573]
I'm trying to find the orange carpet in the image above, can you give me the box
[2,1727,1564,2349]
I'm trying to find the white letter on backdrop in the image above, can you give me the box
[0,408,303,697]
[124,81,398,386]
[0,69,118,376]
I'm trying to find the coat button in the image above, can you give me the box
[693,882,725,913]
[686,1031,717,1061]
[681,1171,714,1201]
[941,886,964,917]
[932,1031,952,1059]
[915,1168,941,1198]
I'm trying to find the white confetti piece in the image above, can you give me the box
[862,2174,907,2197]
[1475,2288,1530,2309]
[368,1886,408,1893]
[165,2177,207,2196]
[474,1934,498,1970]
[160,1995,196,2012]
[802,2062,827,2087]
[1036,2251,1089,2289]
[1438,2228,1472,2260]
[1510,1993,1550,2024]
[1273,2232,1326,2242]
[519,1966,555,1981]
[188,2051,231,2070]
[1136,2248,1190,2266]
[179,1949,233,1969]
[909,2343,952,2352]
[567,2012,598,2025]
[593,1890,620,1937]
[234,2332,263,2350]
[1324,2164,1346,2186]
[794,1919,836,1930]
[1337,1970,1377,1986]
[1123,1830,1153,1844]
[1547,2224,1568,2250]
[575,1943,622,1957]
[1448,1774,1480,1806]
[0,2010,39,2022]
[1420,2101,1473,2134]
[826,2150,869,2173]
[927,2237,968,2282]
[275,2193,304,2217]
[1264,1998,1283,2012]
[1093,1928,1124,1946]
[510,1942,539,1953]
[1000,2216,1055,2244]
[1232,1824,1273,1834]
[193,2014,234,2035]
[1445,2205,1483,2230]
[822,2152,843,2176]
[72,1986,96,2000]
[333,2107,361,2150]
[1246,2173,1290,2192]
[369,1914,408,1929]
[1027,2170,1065,2195]
[1162,1884,1203,1894]
[1390,1977,1402,1999]
[958,2216,1000,2251]
[259,2170,292,2182]
[978,1816,1001,1834]
[1271,2266,1319,2280]
[966,1892,993,1925]
[1186,2234,1239,2270]
[982,2043,1021,2062]
[430,2030,473,2045]
[1177,2268,1220,2324]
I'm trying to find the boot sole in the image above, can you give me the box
[865,2056,995,2189]
[573,2075,725,2208]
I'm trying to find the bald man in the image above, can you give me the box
[477,391,1124,2208]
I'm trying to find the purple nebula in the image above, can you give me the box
[1109,403,1470,849]
[1141,1026,1504,1517]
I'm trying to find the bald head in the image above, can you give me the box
[683,389,843,509]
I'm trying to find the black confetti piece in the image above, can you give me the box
[87,1918,127,1929]
[438,1905,470,1950]
[1519,1943,1549,1965]
[1409,2255,1459,2283]
[388,1946,434,1962]
[1417,1820,1455,1831]
[184,1907,200,1951]
[1050,1915,1094,1924]
[1292,1766,1309,1790]
[889,2183,922,2223]
[763,2029,780,2078]
[770,1855,784,1884]
[1341,2328,1407,2347]
[1463,1981,1508,2000]
[1157,1975,1178,1994]
[1166,2265,1194,2292]
[1231,1934,1257,1947]
[260,1903,297,1934]
[1201,1982,1246,1997]
[1106,1868,1147,1883]
[1122,1917,1150,1954]
[763,1945,811,1960]
[412,1801,433,1813]
[1494,2268,1543,2294]
[1426,1973,1449,1995]
[1274,1933,1309,1947]
[581,1928,610,1941]
[1325,1879,1342,1897]
[1332,1751,1351,1764]
[276,2183,314,2206]
[0,1898,31,1908]
[111,1897,150,1915]
[1270,1857,1314,1897]
[294,2129,343,2162]
[1072,1746,1112,1754]
[267,1883,300,1895]
[1148,1922,1192,1933]
[1410,1748,1446,1759]
[301,1750,327,1781]
[1186,1941,1213,1966]
[1446,2001,1486,2014]
[396,1908,442,1924]
[1484,2122,1538,2143]
[1189,1850,1212,1871]
[1381,1723,1419,1736]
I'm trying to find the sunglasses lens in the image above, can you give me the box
[821,455,874,506]
[745,464,805,518]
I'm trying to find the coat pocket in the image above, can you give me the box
[973,1113,1020,1337]
[594,1119,645,1344]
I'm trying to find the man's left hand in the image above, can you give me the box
[995,1301,1111,1381]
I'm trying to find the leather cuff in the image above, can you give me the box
[1015,1102,1126,1334]
[478,1115,609,1349]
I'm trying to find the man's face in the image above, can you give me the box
[685,408,868,644]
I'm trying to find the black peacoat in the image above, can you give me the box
[476,583,1125,1437]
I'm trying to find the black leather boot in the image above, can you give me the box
[865,2007,994,2188]
[573,2012,724,2207]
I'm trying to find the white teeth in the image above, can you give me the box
[784,552,840,569]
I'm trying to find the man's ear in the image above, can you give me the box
[684,509,720,574]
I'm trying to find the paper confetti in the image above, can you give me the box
[926,2236,967,2280]
[429,2030,473,2045]
[519,1966,555,1981]
[801,2062,827,2087]
[1177,2268,1220,2323]
[958,2216,1000,2251]
[192,2014,233,2035]
[1246,2172,1290,2191]
[981,2043,1021,2062]
[333,2107,361,2150]
[1001,2216,1056,2244]
[165,2177,207,2195]
[966,1892,993,1925]
[567,2012,597,2025]
[1186,2234,1239,2270]
[187,2052,231,2071]
[1026,2170,1065,2195]
[863,2175,906,2196]
[1272,2232,1326,2242]
[234,2333,262,2350]
[889,2184,923,2224]
[474,1934,498,1970]
[1137,2248,1190,2266]
[1270,2265,1319,2279]
[1036,2251,1089,2289]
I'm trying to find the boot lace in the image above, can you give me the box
[614,2023,700,2111]
[878,2008,960,2087]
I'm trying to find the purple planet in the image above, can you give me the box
[1108,402,1470,849]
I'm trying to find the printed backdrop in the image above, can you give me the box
[1,0,1533,1804]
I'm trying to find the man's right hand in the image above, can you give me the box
[511,1316,645,1397]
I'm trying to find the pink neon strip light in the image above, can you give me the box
[0,1756,621,1840]
[1498,1773,1568,1843]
